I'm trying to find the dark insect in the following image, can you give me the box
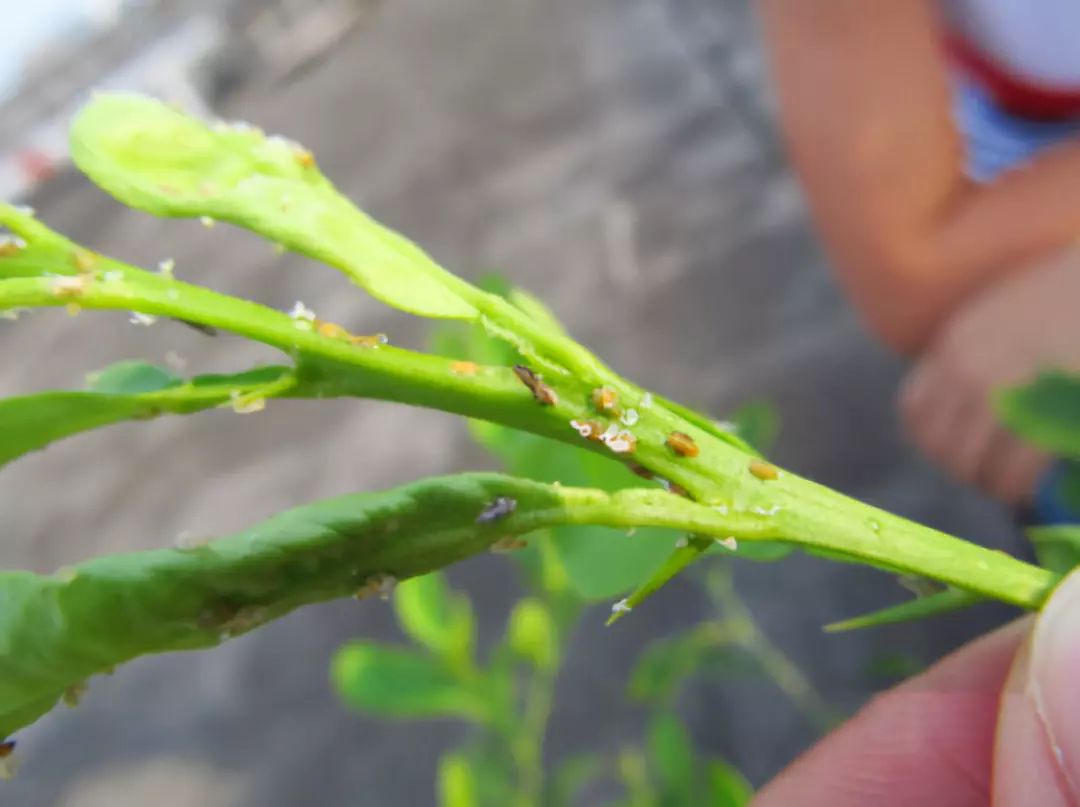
[0,740,14,758]
[628,462,654,479]
[476,496,518,524]
[666,480,690,498]
[513,364,558,406]
[666,431,699,458]
[173,318,219,336]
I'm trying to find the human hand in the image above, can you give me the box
[899,246,1080,504]
[753,568,1080,806]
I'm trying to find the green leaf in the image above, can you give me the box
[507,597,558,671]
[706,760,753,807]
[547,754,606,807]
[464,740,517,806]
[86,360,181,393]
[0,473,572,740]
[1029,525,1080,576]
[824,587,984,632]
[607,537,712,626]
[617,749,657,807]
[507,285,569,337]
[438,752,479,807]
[721,541,795,563]
[628,623,737,705]
[70,93,476,321]
[394,573,451,646]
[997,372,1080,459]
[648,712,695,803]
[0,362,291,468]
[332,643,485,720]
[555,525,679,602]
[0,203,77,274]
[729,400,779,455]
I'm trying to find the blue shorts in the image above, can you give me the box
[955,81,1080,523]
[955,79,1080,183]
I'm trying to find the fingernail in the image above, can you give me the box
[1030,568,1080,795]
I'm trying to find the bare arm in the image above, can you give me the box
[758,0,1080,353]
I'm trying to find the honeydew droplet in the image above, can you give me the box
[289,301,316,322]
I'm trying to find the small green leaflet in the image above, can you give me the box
[0,361,291,469]
[0,473,570,740]
[824,587,985,632]
[438,752,480,807]
[69,93,476,321]
[332,643,488,721]
[1028,525,1080,576]
[997,372,1080,460]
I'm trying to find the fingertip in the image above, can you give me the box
[756,622,1027,807]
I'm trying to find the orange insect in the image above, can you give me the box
[349,333,389,348]
[513,364,558,406]
[316,321,348,339]
[592,386,619,413]
[749,459,779,481]
[450,361,479,376]
[666,431,699,458]
[0,740,13,759]
[660,479,691,498]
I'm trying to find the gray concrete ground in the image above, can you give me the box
[0,0,1026,804]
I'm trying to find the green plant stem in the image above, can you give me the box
[511,665,556,807]
[0,265,1060,611]
[509,578,575,807]
[705,567,837,732]
[617,750,657,807]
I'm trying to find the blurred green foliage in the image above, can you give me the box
[1000,371,1080,575]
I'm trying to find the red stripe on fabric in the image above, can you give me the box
[946,33,1080,120]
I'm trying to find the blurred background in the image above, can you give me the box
[0,0,1028,803]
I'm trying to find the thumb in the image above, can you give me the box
[995,568,1080,805]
